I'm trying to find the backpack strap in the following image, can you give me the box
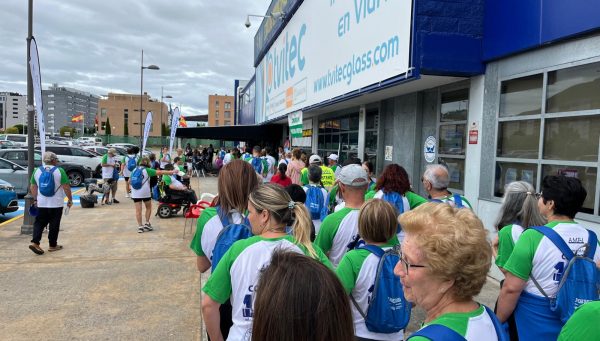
[585,229,598,257]
[349,244,385,320]
[453,193,464,209]
[483,305,508,341]
[408,324,466,341]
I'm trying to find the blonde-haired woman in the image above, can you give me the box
[397,203,507,340]
[202,183,332,341]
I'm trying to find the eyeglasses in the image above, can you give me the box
[534,192,543,199]
[399,252,427,274]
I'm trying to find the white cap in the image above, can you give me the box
[328,153,339,161]
[337,164,369,187]
[309,155,322,164]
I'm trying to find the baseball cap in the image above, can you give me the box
[337,164,369,187]
[328,153,339,161]
[108,148,117,155]
[309,155,322,164]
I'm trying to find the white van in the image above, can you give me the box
[0,134,28,147]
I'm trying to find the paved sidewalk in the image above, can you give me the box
[0,176,500,340]
[0,176,217,341]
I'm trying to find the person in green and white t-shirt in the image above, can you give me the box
[497,175,600,340]
[395,203,503,341]
[159,146,171,169]
[315,164,369,267]
[421,164,472,208]
[558,301,600,340]
[121,146,140,199]
[101,148,119,205]
[202,184,332,341]
[336,199,403,341]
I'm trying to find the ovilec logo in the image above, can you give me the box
[265,23,307,105]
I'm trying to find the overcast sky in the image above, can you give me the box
[0,0,270,116]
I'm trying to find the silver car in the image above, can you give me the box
[0,157,29,195]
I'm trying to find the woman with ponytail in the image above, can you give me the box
[202,183,332,341]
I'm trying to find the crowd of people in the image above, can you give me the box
[26,142,599,340]
[189,145,599,341]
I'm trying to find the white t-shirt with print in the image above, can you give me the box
[32,165,68,208]
[101,154,117,179]
[130,167,156,199]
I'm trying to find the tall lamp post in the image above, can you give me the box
[140,49,159,153]
[160,86,172,140]
[22,0,34,234]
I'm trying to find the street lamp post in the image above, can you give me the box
[139,49,159,153]
[160,86,172,140]
[22,0,34,235]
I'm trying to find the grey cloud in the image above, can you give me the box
[0,0,269,117]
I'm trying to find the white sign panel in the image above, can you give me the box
[256,0,412,123]
[385,146,393,161]
[292,118,313,147]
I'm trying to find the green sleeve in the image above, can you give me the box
[558,301,600,340]
[314,210,346,254]
[178,165,185,172]
[189,207,217,256]
[503,229,543,280]
[495,225,515,268]
[59,168,69,185]
[162,174,172,185]
[30,171,36,185]
[314,245,334,271]
[300,168,309,185]
[202,246,234,304]
[364,189,376,200]
[335,251,362,294]
[121,156,126,163]
[101,154,108,164]
[406,191,428,209]
[146,168,157,177]
[461,195,473,209]
[329,185,338,206]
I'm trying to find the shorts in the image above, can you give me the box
[132,197,151,203]
[124,177,130,181]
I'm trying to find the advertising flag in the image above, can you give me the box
[168,107,180,156]
[142,111,153,155]
[29,37,45,154]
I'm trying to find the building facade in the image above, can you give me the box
[238,0,600,280]
[42,84,99,135]
[207,94,234,127]
[97,93,168,137]
[0,92,27,130]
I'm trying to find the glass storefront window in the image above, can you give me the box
[544,116,600,162]
[441,89,469,122]
[439,124,465,155]
[494,162,538,197]
[499,74,543,117]
[438,157,465,190]
[366,112,379,129]
[497,119,540,158]
[547,62,600,113]
[541,165,596,214]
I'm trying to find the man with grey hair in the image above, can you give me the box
[101,148,120,205]
[28,151,73,255]
[422,164,472,209]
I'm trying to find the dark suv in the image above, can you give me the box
[0,149,93,187]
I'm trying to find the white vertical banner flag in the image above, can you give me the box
[142,111,153,155]
[29,37,46,155]
[168,107,180,157]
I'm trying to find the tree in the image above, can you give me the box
[124,122,128,136]
[5,126,19,134]
[13,124,26,134]
[59,126,75,137]
[105,117,111,135]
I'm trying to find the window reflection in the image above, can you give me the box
[547,62,600,113]
[544,116,600,162]
[499,74,543,117]
[497,120,540,158]
[441,89,469,122]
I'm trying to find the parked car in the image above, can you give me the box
[0,179,19,215]
[36,146,103,178]
[75,137,103,146]
[84,146,127,157]
[0,140,17,149]
[0,158,28,195]
[0,149,93,187]
[106,143,137,149]
[0,134,28,147]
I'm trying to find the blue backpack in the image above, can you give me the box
[305,186,328,221]
[351,245,411,333]
[529,226,599,323]
[430,193,464,208]
[211,206,253,271]
[130,166,147,190]
[126,156,137,172]
[382,191,405,234]
[151,185,160,200]
[251,157,263,175]
[38,166,58,197]
[112,166,120,181]
[408,306,507,340]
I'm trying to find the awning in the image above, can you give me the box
[175,124,284,142]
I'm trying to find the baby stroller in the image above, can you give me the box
[155,180,193,218]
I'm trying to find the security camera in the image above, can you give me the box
[245,16,251,28]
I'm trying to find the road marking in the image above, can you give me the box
[0,187,87,228]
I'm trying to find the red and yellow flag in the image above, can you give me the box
[71,113,84,122]
[179,116,187,128]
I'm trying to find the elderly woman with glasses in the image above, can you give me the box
[395,203,506,340]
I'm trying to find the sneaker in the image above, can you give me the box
[48,245,63,252]
[143,222,153,231]
[113,199,120,204]
[125,193,130,198]
[138,226,145,233]
[105,201,112,205]
[29,243,44,255]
